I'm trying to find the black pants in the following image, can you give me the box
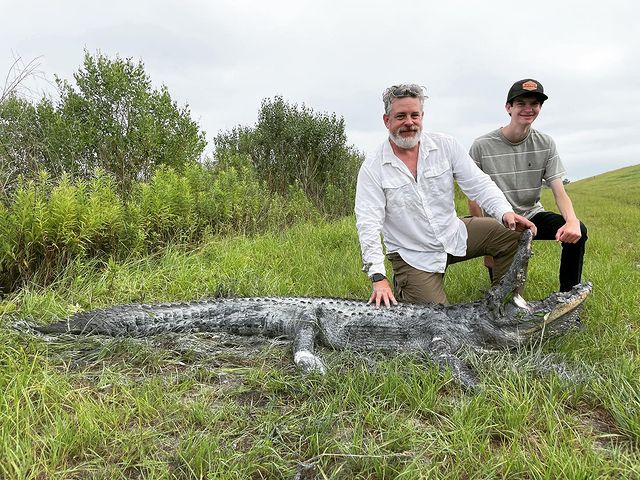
[530,211,587,292]
[487,211,587,292]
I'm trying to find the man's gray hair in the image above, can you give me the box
[382,84,428,115]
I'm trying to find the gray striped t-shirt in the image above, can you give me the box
[469,128,565,219]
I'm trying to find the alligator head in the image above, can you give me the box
[485,282,592,349]
[477,230,592,349]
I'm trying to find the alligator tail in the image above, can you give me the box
[32,304,182,337]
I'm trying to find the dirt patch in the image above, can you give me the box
[567,402,636,451]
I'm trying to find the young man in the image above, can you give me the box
[468,79,587,292]
[355,84,536,307]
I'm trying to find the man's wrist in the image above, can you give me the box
[370,273,386,283]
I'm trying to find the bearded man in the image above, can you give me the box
[355,83,536,306]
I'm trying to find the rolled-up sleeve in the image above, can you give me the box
[450,138,512,222]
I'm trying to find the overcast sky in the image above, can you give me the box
[2,0,638,180]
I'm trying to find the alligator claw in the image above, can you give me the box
[294,351,326,374]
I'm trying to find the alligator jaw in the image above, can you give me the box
[484,230,533,316]
[518,282,593,338]
[543,282,592,325]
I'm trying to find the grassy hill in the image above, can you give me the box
[1,165,639,478]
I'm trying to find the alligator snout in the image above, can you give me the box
[544,282,592,325]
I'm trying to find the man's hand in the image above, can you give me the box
[502,212,537,236]
[368,278,398,308]
[556,219,582,243]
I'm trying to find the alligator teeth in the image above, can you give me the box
[512,294,530,311]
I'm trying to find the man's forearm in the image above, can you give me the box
[453,148,512,222]
[557,192,578,222]
[357,236,386,277]
[550,180,579,223]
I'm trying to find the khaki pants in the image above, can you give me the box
[387,217,521,305]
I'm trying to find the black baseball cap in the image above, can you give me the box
[507,79,548,102]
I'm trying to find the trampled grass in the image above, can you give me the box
[1,165,639,478]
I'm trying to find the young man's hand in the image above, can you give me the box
[556,219,582,243]
[368,278,398,308]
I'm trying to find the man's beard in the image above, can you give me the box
[389,126,421,149]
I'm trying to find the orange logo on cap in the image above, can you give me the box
[522,81,538,91]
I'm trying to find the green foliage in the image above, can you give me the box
[0,160,321,292]
[0,51,206,195]
[135,166,198,246]
[214,96,363,215]
[2,166,640,477]
[53,52,206,190]
[0,94,45,194]
[0,172,126,291]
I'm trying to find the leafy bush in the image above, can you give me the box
[214,96,363,215]
[0,172,126,290]
[0,51,206,195]
[0,95,43,192]
[0,160,321,293]
[135,166,198,246]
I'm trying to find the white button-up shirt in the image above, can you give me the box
[355,132,513,276]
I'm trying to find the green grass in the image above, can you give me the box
[1,165,639,478]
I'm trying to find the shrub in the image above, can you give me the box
[135,166,198,246]
[0,172,129,291]
[214,96,362,216]
[0,51,207,195]
[0,160,323,293]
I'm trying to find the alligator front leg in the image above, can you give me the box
[428,337,478,390]
[292,312,325,374]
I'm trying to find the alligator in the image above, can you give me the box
[32,230,592,389]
